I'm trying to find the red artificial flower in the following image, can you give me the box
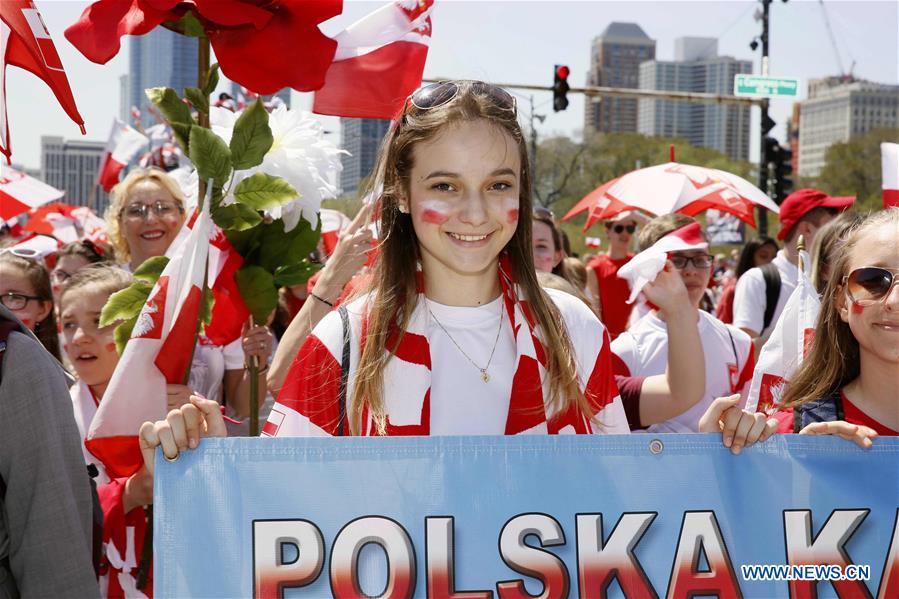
[65,0,343,94]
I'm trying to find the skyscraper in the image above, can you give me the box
[637,38,752,161]
[798,77,899,177]
[128,28,198,129]
[339,118,391,196]
[40,136,108,211]
[584,22,656,136]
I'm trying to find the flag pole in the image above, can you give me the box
[797,234,805,274]
[248,315,261,437]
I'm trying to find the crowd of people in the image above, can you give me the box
[1,80,896,597]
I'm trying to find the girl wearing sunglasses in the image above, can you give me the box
[139,80,629,454]
[780,208,899,444]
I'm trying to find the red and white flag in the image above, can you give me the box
[87,194,212,478]
[204,227,250,346]
[97,118,149,192]
[882,142,899,209]
[0,166,63,220]
[0,1,84,163]
[312,0,435,119]
[585,236,601,249]
[617,221,708,303]
[745,252,820,414]
[320,208,351,256]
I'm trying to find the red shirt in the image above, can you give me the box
[587,253,634,339]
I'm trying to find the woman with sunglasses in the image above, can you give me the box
[139,80,629,457]
[585,213,641,339]
[778,208,899,443]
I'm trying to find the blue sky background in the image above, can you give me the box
[7,0,898,171]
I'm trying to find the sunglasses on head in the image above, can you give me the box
[843,266,899,306]
[606,223,636,234]
[405,81,517,115]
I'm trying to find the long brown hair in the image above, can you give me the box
[782,208,899,408]
[0,253,61,362]
[351,81,589,435]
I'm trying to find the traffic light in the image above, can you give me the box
[763,136,793,204]
[553,65,570,112]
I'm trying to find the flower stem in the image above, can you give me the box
[197,35,211,201]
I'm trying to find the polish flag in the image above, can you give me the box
[204,226,250,346]
[97,119,149,192]
[0,1,85,163]
[617,221,708,303]
[745,252,819,414]
[585,236,601,249]
[312,0,435,120]
[882,142,899,209]
[0,166,63,220]
[320,208,351,256]
[87,194,212,478]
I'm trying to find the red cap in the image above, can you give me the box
[777,188,855,240]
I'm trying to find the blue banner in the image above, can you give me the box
[154,435,898,598]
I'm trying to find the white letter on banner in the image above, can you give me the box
[666,511,742,599]
[783,509,871,599]
[425,517,492,598]
[576,513,658,598]
[878,509,899,599]
[329,516,415,599]
[497,513,569,599]
[253,519,324,597]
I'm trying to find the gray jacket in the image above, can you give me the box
[0,305,99,598]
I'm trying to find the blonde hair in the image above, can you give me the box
[809,211,863,294]
[782,208,899,408]
[59,264,133,314]
[351,82,590,435]
[105,168,186,263]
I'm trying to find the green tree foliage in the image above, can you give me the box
[816,128,899,212]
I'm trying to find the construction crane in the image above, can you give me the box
[818,0,856,80]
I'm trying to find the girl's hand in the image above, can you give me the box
[699,394,778,455]
[138,396,227,475]
[799,421,878,449]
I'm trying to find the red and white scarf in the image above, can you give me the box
[267,256,624,437]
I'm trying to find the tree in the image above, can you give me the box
[817,128,899,212]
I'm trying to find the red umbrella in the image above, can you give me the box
[561,162,779,229]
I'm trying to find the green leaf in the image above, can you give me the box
[132,256,169,285]
[203,64,220,98]
[229,99,273,170]
[161,13,206,38]
[184,86,208,115]
[212,203,263,231]
[113,315,139,355]
[100,283,153,327]
[145,87,194,150]
[235,266,278,324]
[273,260,322,287]
[258,218,321,274]
[224,226,262,258]
[200,288,214,327]
[233,173,297,210]
[189,126,232,187]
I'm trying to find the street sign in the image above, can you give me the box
[734,74,800,98]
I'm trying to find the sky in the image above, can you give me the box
[6,0,898,171]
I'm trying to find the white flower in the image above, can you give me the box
[210,105,345,231]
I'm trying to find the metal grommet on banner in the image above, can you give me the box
[163,452,180,463]
[649,439,664,455]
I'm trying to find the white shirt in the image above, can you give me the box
[69,380,110,485]
[189,337,245,404]
[733,250,798,343]
[611,310,754,433]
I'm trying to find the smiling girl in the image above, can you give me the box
[140,80,629,451]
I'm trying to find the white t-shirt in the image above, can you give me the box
[267,287,630,436]
[189,336,245,404]
[733,250,798,343]
[611,310,755,433]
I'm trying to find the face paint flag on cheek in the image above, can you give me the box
[617,222,708,304]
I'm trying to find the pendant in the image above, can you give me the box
[481,369,490,383]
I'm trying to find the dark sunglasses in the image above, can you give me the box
[406,81,517,114]
[843,266,899,306]
[607,223,636,234]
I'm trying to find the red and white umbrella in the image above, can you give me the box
[562,162,780,229]
[0,166,64,220]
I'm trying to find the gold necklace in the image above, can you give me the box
[427,301,504,383]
